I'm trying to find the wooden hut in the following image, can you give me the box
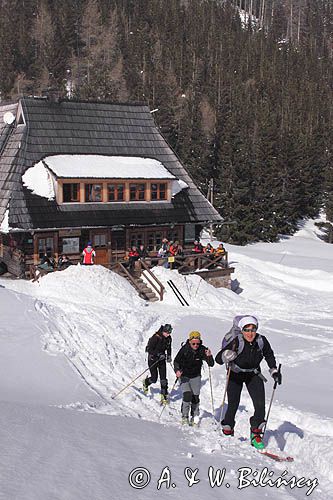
[0,97,232,292]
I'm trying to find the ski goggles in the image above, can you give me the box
[242,326,257,333]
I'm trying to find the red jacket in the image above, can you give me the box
[82,246,96,264]
[192,243,203,253]
[168,244,179,256]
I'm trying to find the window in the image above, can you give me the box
[108,183,124,202]
[147,231,163,251]
[60,179,170,204]
[63,183,80,202]
[85,183,102,202]
[151,183,167,201]
[130,183,146,201]
[130,232,144,248]
[111,230,125,251]
[94,234,107,247]
[38,237,54,258]
[167,228,182,243]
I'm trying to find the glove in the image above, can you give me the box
[158,353,166,361]
[270,368,282,385]
[222,349,237,364]
[167,355,172,363]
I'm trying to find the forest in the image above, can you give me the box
[0,0,332,243]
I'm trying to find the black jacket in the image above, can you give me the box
[138,248,148,258]
[146,332,172,359]
[174,340,214,378]
[215,334,276,371]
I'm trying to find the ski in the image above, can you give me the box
[258,450,294,462]
[167,280,190,306]
[168,279,190,306]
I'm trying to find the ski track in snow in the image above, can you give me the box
[2,224,333,499]
[31,283,333,497]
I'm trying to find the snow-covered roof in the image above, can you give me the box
[43,155,176,179]
[0,207,9,233]
[22,161,55,200]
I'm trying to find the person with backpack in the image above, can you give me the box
[143,324,173,405]
[215,315,281,449]
[174,331,214,426]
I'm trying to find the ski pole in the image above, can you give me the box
[208,366,215,423]
[262,364,281,440]
[111,358,160,400]
[218,366,231,429]
[159,377,178,420]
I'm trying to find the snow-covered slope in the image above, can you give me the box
[0,219,332,499]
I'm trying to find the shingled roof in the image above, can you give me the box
[0,97,222,231]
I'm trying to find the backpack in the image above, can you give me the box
[221,315,264,357]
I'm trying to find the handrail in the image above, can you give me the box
[170,252,228,271]
[111,262,144,295]
[140,259,165,301]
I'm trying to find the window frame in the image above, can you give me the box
[85,183,103,202]
[107,182,125,202]
[62,182,80,203]
[129,182,146,201]
[151,182,167,201]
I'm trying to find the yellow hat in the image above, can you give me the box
[189,331,201,340]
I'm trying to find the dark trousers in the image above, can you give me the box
[146,358,168,395]
[128,256,139,270]
[222,371,265,429]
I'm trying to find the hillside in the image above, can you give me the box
[1,0,332,243]
[0,219,332,499]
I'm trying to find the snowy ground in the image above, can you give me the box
[0,218,332,499]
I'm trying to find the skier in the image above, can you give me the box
[82,242,96,265]
[215,315,281,449]
[143,324,173,404]
[174,331,214,426]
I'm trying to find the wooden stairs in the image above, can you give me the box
[110,261,165,302]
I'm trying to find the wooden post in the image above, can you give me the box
[54,232,59,261]
[80,182,85,202]
[33,234,39,265]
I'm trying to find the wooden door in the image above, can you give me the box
[92,231,109,265]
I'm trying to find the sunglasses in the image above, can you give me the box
[190,341,200,345]
[242,327,257,333]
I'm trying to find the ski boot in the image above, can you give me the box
[160,394,169,406]
[250,427,265,450]
[190,415,200,427]
[222,424,234,436]
[181,416,189,426]
[142,378,149,395]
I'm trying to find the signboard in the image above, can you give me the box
[62,237,80,254]
[59,229,81,238]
